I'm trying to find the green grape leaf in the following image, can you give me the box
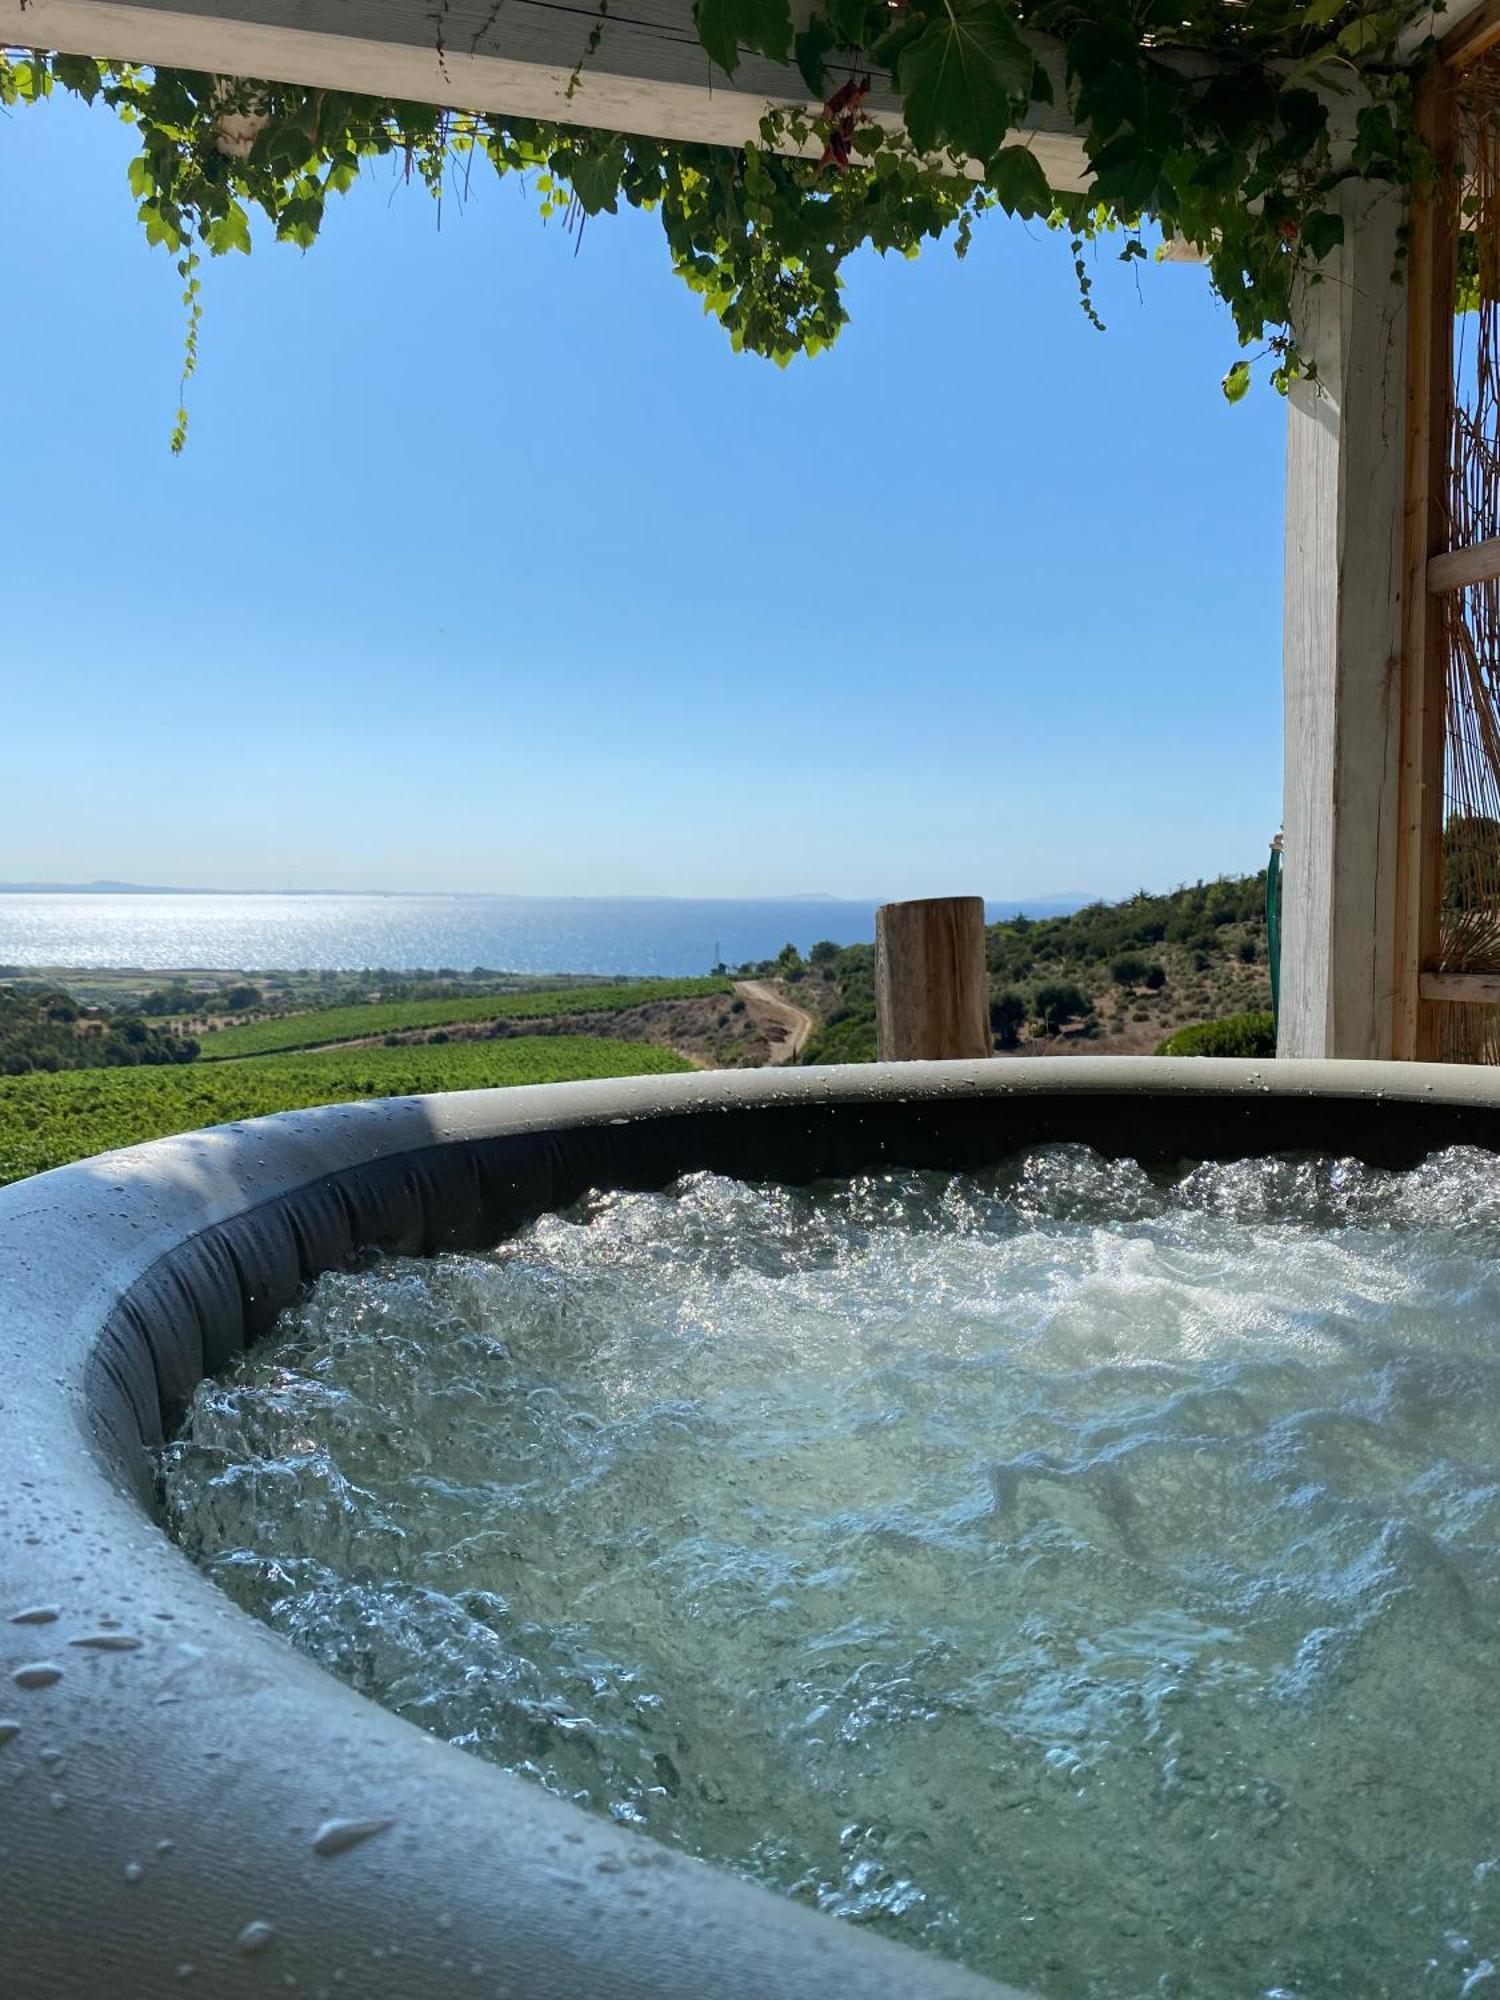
[988,142,1052,215]
[897,1,1034,161]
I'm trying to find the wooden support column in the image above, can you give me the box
[1279,178,1410,1058]
[875,897,991,1061]
[1393,68,1457,1061]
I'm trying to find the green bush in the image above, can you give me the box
[1156,1012,1276,1058]
[990,989,1028,1049]
[800,1012,876,1065]
[1034,981,1090,1035]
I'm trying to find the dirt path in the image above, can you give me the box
[734,980,816,1065]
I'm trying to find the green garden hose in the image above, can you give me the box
[1267,833,1283,1037]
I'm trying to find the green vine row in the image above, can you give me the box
[0,2,1440,446]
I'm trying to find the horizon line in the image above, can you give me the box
[0,881,1096,905]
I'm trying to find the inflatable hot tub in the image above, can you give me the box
[6,1056,1500,1999]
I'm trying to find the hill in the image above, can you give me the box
[793,875,1272,1064]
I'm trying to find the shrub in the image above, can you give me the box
[1156,1012,1276,1058]
[1143,963,1167,990]
[1034,981,1090,1035]
[1111,955,1151,987]
[990,989,1027,1050]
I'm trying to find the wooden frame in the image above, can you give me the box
[1392,61,1458,1060]
[1391,4,1500,1048]
[1441,0,1500,69]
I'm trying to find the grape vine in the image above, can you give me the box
[0,2,1440,446]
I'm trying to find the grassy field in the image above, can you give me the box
[0,1036,690,1186]
[198,977,733,1060]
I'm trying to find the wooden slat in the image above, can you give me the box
[1420,971,1500,1003]
[1428,535,1500,593]
[1441,0,1500,67]
[1393,65,1458,1062]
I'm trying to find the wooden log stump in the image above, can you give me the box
[875,897,991,1061]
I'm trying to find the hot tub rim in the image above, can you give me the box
[6,1055,1500,2000]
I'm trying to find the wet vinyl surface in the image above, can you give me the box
[160,1147,1500,1998]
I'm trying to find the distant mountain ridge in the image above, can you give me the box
[1,880,187,894]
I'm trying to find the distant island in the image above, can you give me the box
[0,880,188,894]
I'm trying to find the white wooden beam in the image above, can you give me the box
[6,0,1092,186]
[1280,180,1410,1059]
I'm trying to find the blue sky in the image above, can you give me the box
[2,90,1285,901]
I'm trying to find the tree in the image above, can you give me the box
[1034,981,1089,1036]
[990,990,1027,1050]
[808,940,841,967]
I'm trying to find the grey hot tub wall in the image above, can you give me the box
[6,1056,1500,1999]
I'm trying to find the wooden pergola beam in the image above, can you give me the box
[6,0,1093,185]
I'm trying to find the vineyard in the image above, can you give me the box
[0,1036,690,1185]
[198,978,733,1060]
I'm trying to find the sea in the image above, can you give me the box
[0,892,1083,978]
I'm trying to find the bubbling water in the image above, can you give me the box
[159,1146,1500,1998]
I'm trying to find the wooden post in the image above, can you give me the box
[1279,178,1410,1058]
[1393,66,1457,1061]
[875,897,991,1061]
